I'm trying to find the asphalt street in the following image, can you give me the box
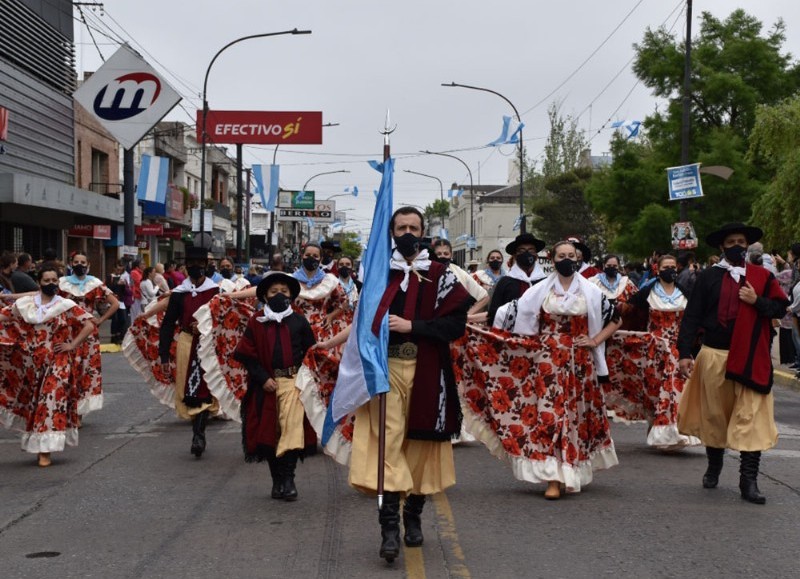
[0,352,798,579]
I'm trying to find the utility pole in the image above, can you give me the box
[679,0,693,222]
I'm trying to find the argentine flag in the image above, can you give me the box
[321,157,394,444]
[610,119,642,140]
[137,154,169,214]
[488,115,524,147]
[252,164,280,211]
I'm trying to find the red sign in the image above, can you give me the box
[167,186,184,220]
[136,224,164,236]
[68,224,112,239]
[0,106,8,141]
[160,225,183,239]
[197,110,323,145]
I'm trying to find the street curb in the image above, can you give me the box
[774,369,800,393]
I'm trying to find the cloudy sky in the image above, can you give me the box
[74,0,800,239]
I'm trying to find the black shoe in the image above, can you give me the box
[190,411,208,458]
[702,447,724,488]
[379,492,401,563]
[403,494,425,547]
[268,458,284,499]
[281,451,298,502]
[739,451,766,504]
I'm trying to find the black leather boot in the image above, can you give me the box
[281,451,298,502]
[190,410,208,458]
[739,451,766,504]
[702,446,724,488]
[403,494,425,547]
[379,492,401,563]
[268,457,284,499]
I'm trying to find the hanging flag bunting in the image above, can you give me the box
[351,186,359,197]
[305,216,316,230]
[487,115,524,147]
[512,215,523,231]
[252,164,280,211]
[137,154,169,215]
[447,188,463,199]
[610,119,642,139]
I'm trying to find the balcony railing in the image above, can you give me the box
[89,182,123,199]
[212,201,231,220]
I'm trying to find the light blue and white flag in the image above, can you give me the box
[296,190,307,203]
[512,214,524,231]
[351,186,359,197]
[610,119,642,139]
[440,228,448,240]
[331,220,342,228]
[447,188,463,199]
[455,233,468,242]
[252,164,280,211]
[322,157,394,444]
[306,216,316,230]
[136,154,169,205]
[488,115,524,147]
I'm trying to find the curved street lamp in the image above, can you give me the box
[298,170,350,245]
[442,82,526,234]
[421,150,475,259]
[199,28,311,244]
[404,169,446,237]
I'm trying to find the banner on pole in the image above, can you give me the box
[671,221,698,250]
[667,163,704,201]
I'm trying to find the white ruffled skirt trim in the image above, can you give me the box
[20,429,79,453]
[121,328,175,409]
[647,424,701,450]
[195,304,240,422]
[296,364,351,466]
[78,394,103,415]
[462,400,618,493]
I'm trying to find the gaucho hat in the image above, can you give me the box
[320,240,342,252]
[566,237,592,262]
[185,245,210,262]
[505,233,546,255]
[256,271,301,303]
[705,222,763,248]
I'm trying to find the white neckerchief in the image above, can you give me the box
[33,293,64,324]
[256,305,294,324]
[172,277,219,297]
[578,261,590,274]
[506,262,547,284]
[550,274,582,310]
[513,272,608,375]
[714,258,747,283]
[390,248,432,292]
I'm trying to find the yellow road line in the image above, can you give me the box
[404,544,426,579]
[431,492,472,578]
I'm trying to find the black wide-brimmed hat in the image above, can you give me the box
[506,233,546,255]
[256,271,301,303]
[705,222,763,248]
[566,237,592,262]
[320,240,342,252]
[185,245,210,262]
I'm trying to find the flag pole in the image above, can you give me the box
[377,109,395,511]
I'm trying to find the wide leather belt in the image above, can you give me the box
[387,342,418,360]
[273,366,299,378]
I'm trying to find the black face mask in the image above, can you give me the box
[205,265,216,277]
[659,268,677,283]
[71,264,87,277]
[41,283,59,296]
[724,246,747,265]
[322,255,333,265]
[303,257,320,271]
[266,293,291,313]
[516,252,537,270]
[603,266,618,279]
[220,268,233,279]
[394,233,421,259]
[434,256,451,268]
[187,265,205,281]
[555,258,576,277]
[338,267,351,279]
[488,259,503,272]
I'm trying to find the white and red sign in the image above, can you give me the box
[198,110,323,145]
[74,45,181,150]
[67,224,112,239]
[136,223,164,236]
[0,106,8,141]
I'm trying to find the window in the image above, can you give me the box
[91,149,110,193]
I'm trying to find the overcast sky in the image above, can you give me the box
[75,0,800,239]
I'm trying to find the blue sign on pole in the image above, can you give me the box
[666,163,704,201]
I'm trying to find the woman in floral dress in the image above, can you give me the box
[59,251,118,415]
[603,255,700,449]
[455,240,620,499]
[335,255,359,325]
[0,266,99,466]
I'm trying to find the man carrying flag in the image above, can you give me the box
[348,205,473,562]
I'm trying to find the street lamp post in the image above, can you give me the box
[421,150,475,259]
[442,82,526,234]
[403,169,446,237]
[199,29,311,248]
[679,0,693,222]
[299,169,350,246]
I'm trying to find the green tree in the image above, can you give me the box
[423,198,450,233]
[749,96,800,248]
[332,231,363,261]
[586,9,799,257]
